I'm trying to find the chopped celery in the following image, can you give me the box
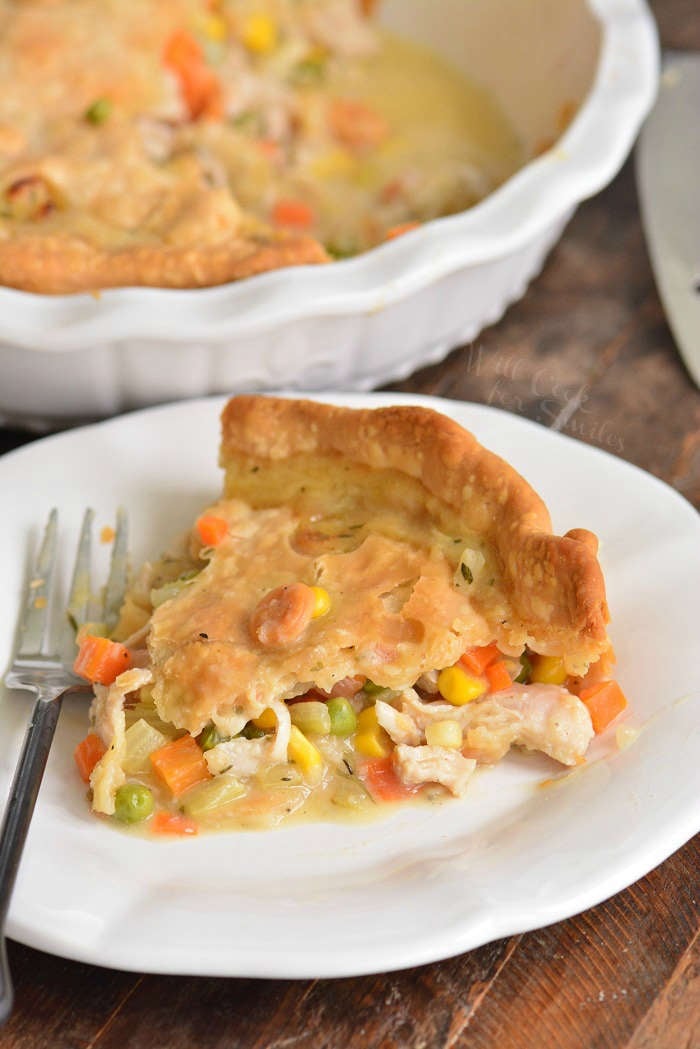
[181,772,246,818]
[516,652,533,684]
[150,570,199,609]
[326,697,356,737]
[331,776,371,810]
[290,700,331,736]
[241,722,266,740]
[362,679,385,695]
[124,702,174,737]
[122,718,168,775]
[197,723,222,752]
[290,56,326,86]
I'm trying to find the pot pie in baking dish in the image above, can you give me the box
[0,0,523,293]
[72,397,629,834]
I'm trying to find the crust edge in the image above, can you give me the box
[219,396,610,670]
[0,231,328,294]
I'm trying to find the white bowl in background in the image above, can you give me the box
[0,0,658,427]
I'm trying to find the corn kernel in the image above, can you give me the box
[310,149,356,180]
[202,14,228,42]
[191,11,228,44]
[310,585,331,619]
[357,705,379,732]
[252,707,277,730]
[241,14,277,54]
[530,655,567,685]
[437,665,486,706]
[354,706,391,757]
[287,724,323,779]
[425,719,463,749]
[354,729,391,759]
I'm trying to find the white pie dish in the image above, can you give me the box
[0,0,658,427]
[0,393,698,977]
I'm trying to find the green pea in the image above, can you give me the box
[114,783,154,824]
[290,57,326,87]
[327,697,357,737]
[85,97,112,125]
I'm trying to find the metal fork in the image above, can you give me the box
[0,507,128,1024]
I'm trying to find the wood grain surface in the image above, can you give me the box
[0,1,698,1045]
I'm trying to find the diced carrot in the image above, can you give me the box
[485,660,512,693]
[150,735,212,796]
[459,643,500,676]
[328,98,389,151]
[74,733,106,783]
[579,680,628,734]
[163,28,203,70]
[73,634,132,685]
[570,646,617,694]
[272,199,315,230]
[360,757,420,803]
[256,139,282,161]
[196,514,228,546]
[151,811,199,836]
[385,221,421,241]
[163,29,223,120]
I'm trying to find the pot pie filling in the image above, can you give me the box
[72,398,629,834]
[0,0,523,291]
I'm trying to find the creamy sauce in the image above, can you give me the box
[117,714,451,835]
[263,31,524,254]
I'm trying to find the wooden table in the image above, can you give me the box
[1,2,698,1045]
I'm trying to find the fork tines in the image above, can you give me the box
[13,507,129,671]
[16,509,58,659]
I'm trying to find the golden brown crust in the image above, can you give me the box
[0,232,328,294]
[220,395,610,669]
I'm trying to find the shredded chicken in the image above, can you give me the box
[402,684,594,766]
[205,737,268,777]
[375,696,422,746]
[394,744,476,797]
[205,697,292,776]
[89,667,152,815]
[303,0,378,57]
[400,691,460,730]
[473,687,594,766]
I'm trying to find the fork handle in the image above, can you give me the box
[0,691,64,1025]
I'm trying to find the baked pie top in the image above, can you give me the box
[0,0,521,292]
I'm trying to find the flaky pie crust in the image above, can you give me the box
[0,231,328,294]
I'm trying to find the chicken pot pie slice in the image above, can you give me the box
[73,396,628,832]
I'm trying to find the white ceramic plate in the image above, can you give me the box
[0,393,698,978]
